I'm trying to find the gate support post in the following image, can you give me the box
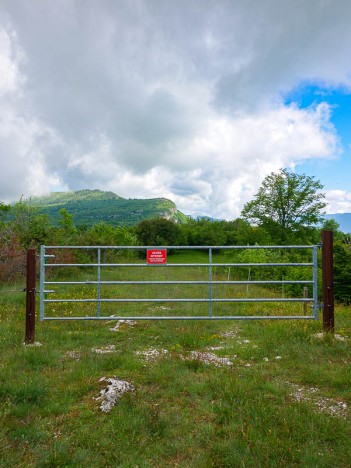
[321,230,334,334]
[25,248,36,344]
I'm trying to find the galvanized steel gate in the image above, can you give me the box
[39,244,320,321]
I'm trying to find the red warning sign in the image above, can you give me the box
[147,249,167,264]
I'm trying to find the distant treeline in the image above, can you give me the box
[1,198,350,303]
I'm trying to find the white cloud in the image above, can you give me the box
[325,190,351,214]
[62,100,336,219]
[0,22,66,201]
[0,0,350,216]
[0,25,23,96]
[0,101,65,201]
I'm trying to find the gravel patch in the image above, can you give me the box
[135,348,169,362]
[65,350,81,360]
[184,351,234,368]
[219,330,238,339]
[288,383,349,419]
[92,345,116,354]
[313,333,348,341]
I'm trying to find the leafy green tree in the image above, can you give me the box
[221,219,253,245]
[334,241,351,304]
[233,247,284,282]
[1,198,51,248]
[135,218,183,246]
[47,208,79,245]
[321,218,340,233]
[85,222,137,246]
[86,222,117,245]
[181,219,226,246]
[58,208,78,236]
[114,226,138,246]
[0,202,11,222]
[179,218,271,247]
[0,198,52,280]
[241,168,326,244]
[320,218,348,243]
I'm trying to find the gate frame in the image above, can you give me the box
[39,244,320,322]
[26,231,336,336]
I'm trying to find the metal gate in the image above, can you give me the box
[39,244,319,321]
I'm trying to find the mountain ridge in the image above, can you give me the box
[18,189,351,233]
[30,189,188,227]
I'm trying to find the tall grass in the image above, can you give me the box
[0,250,350,466]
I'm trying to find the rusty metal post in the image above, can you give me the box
[321,230,334,333]
[25,248,36,344]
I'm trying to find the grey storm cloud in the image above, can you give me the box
[0,0,350,217]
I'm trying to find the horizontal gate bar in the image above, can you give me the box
[44,280,314,285]
[44,262,313,267]
[44,297,313,303]
[44,245,317,249]
[42,315,315,321]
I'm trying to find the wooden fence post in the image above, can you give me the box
[25,248,36,344]
[321,230,334,334]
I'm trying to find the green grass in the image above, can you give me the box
[0,255,350,467]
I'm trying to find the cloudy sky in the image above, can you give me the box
[1,0,351,219]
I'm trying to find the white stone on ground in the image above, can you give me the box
[95,377,134,413]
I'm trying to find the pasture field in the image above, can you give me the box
[0,251,350,467]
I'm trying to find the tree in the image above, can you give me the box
[241,168,326,244]
[0,198,52,280]
[0,202,11,222]
[85,222,137,246]
[334,241,351,304]
[1,198,51,248]
[181,219,227,246]
[135,218,183,246]
[58,208,78,236]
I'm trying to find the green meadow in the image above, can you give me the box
[0,251,350,467]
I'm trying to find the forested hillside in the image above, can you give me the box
[30,189,188,227]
